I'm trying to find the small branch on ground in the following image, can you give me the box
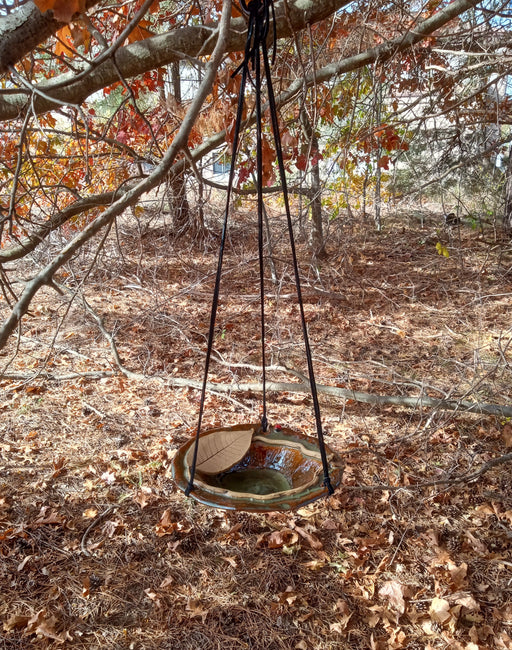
[343,452,512,493]
[1,370,511,418]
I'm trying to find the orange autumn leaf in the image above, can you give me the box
[55,25,73,57]
[34,0,85,23]
[33,0,53,13]
[127,20,155,43]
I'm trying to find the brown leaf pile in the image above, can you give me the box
[1,209,512,648]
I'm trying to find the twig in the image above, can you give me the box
[344,452,512,493]
[81,505,119,557]
[82,401,107,418]
[6,109,31,231]
[81,295,139,380]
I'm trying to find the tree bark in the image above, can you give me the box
[0,0,100,73]
[167,61,190,233]
[504,146,512,234]
[0,0,351,75]
[374,75,383,232]
[299,108,326,259]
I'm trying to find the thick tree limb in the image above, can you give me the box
[165,379,512,418]
[0,0,482,122]
[0,0,101,74]
[0,2,60,74]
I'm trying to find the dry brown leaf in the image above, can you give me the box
[186,599,209,622]
[502,423,512,448]
[448,561,468,589]
[291,523,323,550]
[193,427,254,474]
[370,632,385,650]
[321,518,338,530]
[133,489,152,509]
[496,632,512,649]
[500,604,512,623]
[155,509,176,536]
[388,627,407,649]
[265,528,299,549]
[429,597,451,624]
[367,605,382,627]
[68,22,90,49]
[301,558,326,570]
[329,622,345,634]
[159,576,174,589]
[464,531,488,555]
[278,586,300,606]
[25,609,68,643]
[333,599,352,630]
[82,575,91,598]
[455,593,479,611]
[4,614,31,632]
[101,518,121,538]
[35,507,65,526]
[155,510,191,537]
[378,580,406,614]
[502,510,512,526]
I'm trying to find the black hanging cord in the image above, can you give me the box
[254,19,268,433]
[261,41,334,495]
[184,23,252,496]
[185,0,333,496]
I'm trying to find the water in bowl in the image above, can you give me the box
[219,468,291,495]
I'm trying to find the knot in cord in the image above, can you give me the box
[233,0,276,80]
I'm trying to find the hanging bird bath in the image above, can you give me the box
[172,424,342,511]
[172,0,340,509]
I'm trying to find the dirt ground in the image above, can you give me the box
[1,204,512,649]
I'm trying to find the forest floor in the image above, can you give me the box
[1,202,512,649]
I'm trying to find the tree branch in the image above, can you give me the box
[0,191,117,263]
[344,452,512,492]
[0,0,482,122]
[0,0,233,350]
[0,0,101,74]
[1,368,511,418]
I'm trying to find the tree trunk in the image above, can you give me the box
[504,147,512,235]
[299,108,327,259]
[168,170,190,234]
[168,61,190,234]
[374,74,383,232]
